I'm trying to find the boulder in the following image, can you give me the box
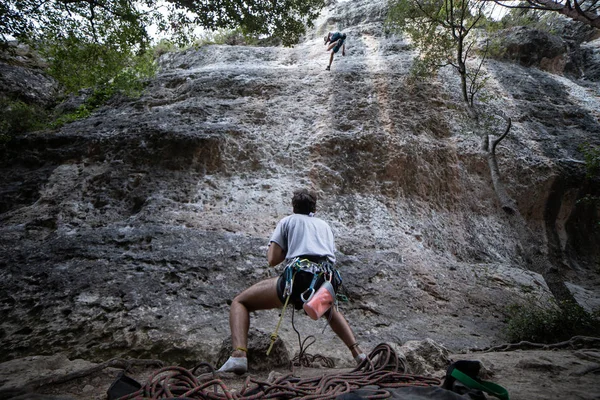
[493,26,567,71]
[397,339,451,377]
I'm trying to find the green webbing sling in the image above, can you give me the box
[450,368,510,400]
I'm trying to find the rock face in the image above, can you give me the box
[0,0,599,370]
[496,26,568,68]
[0,43,59,106]
[492,24,600,79]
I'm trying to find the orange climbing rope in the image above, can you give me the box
[116,343,441,400]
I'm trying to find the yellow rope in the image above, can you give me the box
[266,271,296,356]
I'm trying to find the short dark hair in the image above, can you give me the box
[292,189,317,215]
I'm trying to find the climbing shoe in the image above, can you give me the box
[217,356,248,375]
[326,66,330,71]
[354,353,367,365]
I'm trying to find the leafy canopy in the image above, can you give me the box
[482,0,600,28]
[387,0,490,106]
[168,0,326,46]
[0,0,325,94]
[0,0,326,135]
[0,0,326,48]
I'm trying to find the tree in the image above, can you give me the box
[0,0,325,48]
[0,0,325,97]
[1,1,155,48]
[167,0,326,46]
[485,0,600,28]
[387,0,489,107]
[483,115,583,310]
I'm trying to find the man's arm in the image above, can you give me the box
[267,241,286,266]
[342,43,346,56]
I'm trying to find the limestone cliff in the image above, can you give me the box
[0,0,599,369]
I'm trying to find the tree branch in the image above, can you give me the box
[485,116,516,213]
[478,335,600,352]
[486,0,600,28]
[491,116,511,155]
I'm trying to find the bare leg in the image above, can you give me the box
[229,277,282,357]
[328,52,335,69]
[325,308,363,358]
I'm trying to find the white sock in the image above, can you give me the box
[217,356,248,374]
[354,353,367,364]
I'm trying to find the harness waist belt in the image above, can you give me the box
[297,255,330,263]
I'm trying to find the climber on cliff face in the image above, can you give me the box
[218,189,365,374]
[324,31,346,71]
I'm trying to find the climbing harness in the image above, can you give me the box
[266,257,341,356]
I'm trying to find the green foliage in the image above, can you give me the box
[505,298,600,343]
[492,0,600,30]
[496,7,545,29]
[581,143,600,179]
[386,0,490,106]
[577,143,600,229]
[0,99,48,143]
[485,36,508,60]
[147,27,269,61]
[37,29,157,96]
[42,42,156,128]
[495,6,589,35]
[1,0,324,49]
[49,66,155,129]
[1,46,156,134]
[1,0,323,126]
[172,0,325,46]
[191,29,260,48]
[153,39,179,58]
[49,105,93,129]
[387,0,455,75]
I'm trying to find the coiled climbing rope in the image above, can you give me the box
[290,307,336,369]
[116,343,441,400]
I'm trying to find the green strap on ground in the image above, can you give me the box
[451,368,509,400]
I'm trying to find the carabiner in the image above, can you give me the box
[283,264,295,297]
[300,287,315,302]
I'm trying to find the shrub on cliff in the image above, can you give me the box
[0,99,47,143]
[505,298,600,343]
[386,0,491,108]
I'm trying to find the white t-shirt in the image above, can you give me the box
[269,213,336,263]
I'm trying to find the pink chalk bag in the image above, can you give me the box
[302,272,336,320]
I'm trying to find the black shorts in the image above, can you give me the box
[333,40,345,53]
[276,264,341,310]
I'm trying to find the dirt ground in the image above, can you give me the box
[2,347,599,400]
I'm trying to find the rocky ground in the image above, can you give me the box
[1,340,599,400]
